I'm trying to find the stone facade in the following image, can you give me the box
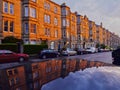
[61,3,77,49]
[22,0,61,50]
[0,0,120,50]
[2,0,22,39]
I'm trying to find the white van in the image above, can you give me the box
[85,47,98,53]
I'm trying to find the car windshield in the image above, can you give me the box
[0,50,13,54]
[42,49,56,52]
[78,48,84,51]
[86,48,90,49]
[67,48,73,51]
[42,50,50,52]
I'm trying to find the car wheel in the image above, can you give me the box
[42,55,46,59]
[81,52,83,55]
[75,53,77,55]
[19,57,25,62]
[68,54,70,56]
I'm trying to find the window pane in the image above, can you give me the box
[24,23,29,34]
[54,7,57,13]
[62,19,66,26]
[4,2,8,13]
[30,7,36,18]
[47,3,50,10]
[62,8,66,15]
[34,24,36,33]
[4,21,8,31]
[54,18,58,25]
[10,21,14,32]
[25,7,29,17]
[10,4,14,14]
[44,2,47,9]
[48,15,50,23]
[44,2,50,10]
[31,24,36,33]
[55,30,58,37]
[44,15,47,23]
[48,29,50,36]
[67,19,69,27]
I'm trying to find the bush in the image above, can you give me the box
[100,44,106,49]
[0,44,18,52]
[24,44,48,54]
[96,43,100,48]
[0,44,48,54]
[2,36,23,43]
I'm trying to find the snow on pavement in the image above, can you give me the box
[42,66,120,90]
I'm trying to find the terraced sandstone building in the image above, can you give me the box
[22,0,61,49]
[61,3,77,49]
[0,0,22,43]
[0,0,120,49]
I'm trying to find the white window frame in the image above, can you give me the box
[55,30,58,38]
[10,21,14,32]
[66,19,69,27]
[54,7,57,13]
[3,1,8,13]
[62,19,66,26]
[47,15,50,24]
[30,7,36,18]
[54,18,58,25]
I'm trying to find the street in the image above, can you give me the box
[0,51,114,90]
[31,52,113,64]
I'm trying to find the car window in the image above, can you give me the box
[4,50,13,55]
[49,50,54,52]
[87,48,90,49]
[67,48,72,51]
[0,51,3,55]
[42,50,49,52]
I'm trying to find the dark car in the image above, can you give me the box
[39,49,60,59]
[112,48,120,65]
[0,50,29,63]
[77,48,87,55]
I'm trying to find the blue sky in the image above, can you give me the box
[52,0,120,36]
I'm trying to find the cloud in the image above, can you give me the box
[52,0,120,36]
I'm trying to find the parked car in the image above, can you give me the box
[85,47,97,53]
[39,49,60,59]
[112,48,120,65]
[62,48,77,56]
[0,50,29,63]
[77,48,87,55]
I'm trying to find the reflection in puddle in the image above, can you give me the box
[0,58,110,90]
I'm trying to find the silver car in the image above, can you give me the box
[62,48,77,56]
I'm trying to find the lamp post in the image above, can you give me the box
[16,42,23,53]
[58,40,61,52]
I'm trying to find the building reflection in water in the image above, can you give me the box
[0,58,109,90]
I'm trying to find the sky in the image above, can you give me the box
[52,0,120,36]
[42,66,120,90]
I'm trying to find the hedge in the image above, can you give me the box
[0,44,48,54]
[0,44,18,52]
[23,44,48,54]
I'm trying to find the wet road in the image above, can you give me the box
[31,52,113,64]
[66,52,112,64]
